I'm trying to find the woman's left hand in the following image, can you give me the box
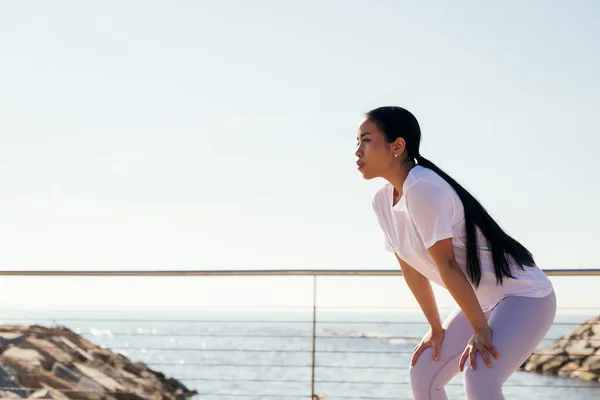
[459,327,499,371]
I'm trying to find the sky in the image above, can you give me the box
[0,1,598,311]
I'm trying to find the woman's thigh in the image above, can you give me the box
[462,291,557,395]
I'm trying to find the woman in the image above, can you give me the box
[356,106,556,400]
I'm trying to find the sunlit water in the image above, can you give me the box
[1,309,599,399]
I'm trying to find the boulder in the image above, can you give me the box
[557,361,579,377]
[521,314,600,382]
[25,338,73,365]
[0,333,25,348]
[2,348,45,368]
[73,363,124,392]
[0,325,197,399]
[0,364,29,398]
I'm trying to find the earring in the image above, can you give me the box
[394,154,398,158]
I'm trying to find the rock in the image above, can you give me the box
[558,361,580,377]
[571,370,598,381]
[565,339,596,361]
[571,322,593,337]
[0,325,198,399]
[540,354,569,374]
[89,350,112,364]
[2,348,45,368]
[51,364,80,384]
[55,338,94,363]
[0,333,25,348]
[74,374,106,394]
[0,389,23,398]
[25,338,73,365]
[122,363,143,377]
[15,367,76,393]
[39,384,70,400]
[522,353,556,372]
[73,363,124,392]
[27,388,51,399]
[521,314,600,383]
[581,353,600,374]
[112,393,147,400]
[0,364,29,398]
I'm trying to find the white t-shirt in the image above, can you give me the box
[372,165,553,312]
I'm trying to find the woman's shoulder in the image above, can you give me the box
[372,183,393,210]
[371,182,392,205]
[403,167,460,208]
[405,166,448,191]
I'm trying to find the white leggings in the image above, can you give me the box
[409,291,556,400]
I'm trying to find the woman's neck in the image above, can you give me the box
[387,159,416,205]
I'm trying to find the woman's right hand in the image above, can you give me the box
[411,328,445,366]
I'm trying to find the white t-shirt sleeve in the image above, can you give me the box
[405,180,456,249]
[372,192,395,253]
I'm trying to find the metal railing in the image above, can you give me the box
[0,268,599,399]
[1,268,598,276]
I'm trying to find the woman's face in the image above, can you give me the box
[355,118,397,180]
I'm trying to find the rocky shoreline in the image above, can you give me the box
[0,324,197,399]
[521,315,600,382]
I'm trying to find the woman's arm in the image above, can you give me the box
[425,239,489,331]
[427,238,499,370]
[395,253,443,333]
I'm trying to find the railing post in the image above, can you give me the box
[311,275,317,399]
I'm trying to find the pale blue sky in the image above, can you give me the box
[0,1,598,309]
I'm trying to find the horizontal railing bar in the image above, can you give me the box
[195,395,308,399]
[71,333,600,343]
[191,380,600,398]
[45,374,600,389]
[79,333,414,339]
[18,375,409,385]
[0,383,596,398]
[3,317,594,326]
[4,386,597,400]
[12,360,401,369]
[87,333,343,338]
[318,320,598,326]
[3,385,595,399]
[106,347,600,357]
[12,344,600,357]
[0,387,308,397]
[0,268,597,276]
[319,305,600,310]
[3,305,597,312]
[1,318,315,323]
[16,359,600,371]
[164,379,600,388]
[7,304,598,311]
[196,396,401,400]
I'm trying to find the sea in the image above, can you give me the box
[1,308,599,400]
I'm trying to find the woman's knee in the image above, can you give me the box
[409,349,437,387]
[463,365,503,400]
[409,352,454,400]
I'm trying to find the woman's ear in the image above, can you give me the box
[392,137,407,157]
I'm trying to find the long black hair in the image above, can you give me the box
[366,106,535,287]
